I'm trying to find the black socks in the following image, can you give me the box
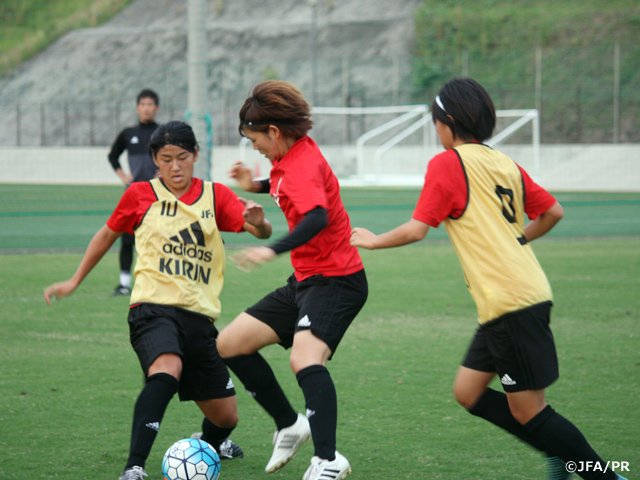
[200,418,235,452]
[224,353,298,430]
[296,364,337,461]
[126,372,178,468]
[525,406,617,480]
[468,388,546,451]
[469,390,616,479]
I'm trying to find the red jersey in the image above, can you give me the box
[269,136,363,281]
[107,177,246,234]
[412,148,556,228]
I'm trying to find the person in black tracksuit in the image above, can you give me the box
[108,89,160,296]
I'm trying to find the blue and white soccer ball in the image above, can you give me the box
[162,438,221,480]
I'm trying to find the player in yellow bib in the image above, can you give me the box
[44,121,272,480]
[351,78,626,480]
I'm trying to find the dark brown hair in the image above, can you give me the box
[238,80,313,139]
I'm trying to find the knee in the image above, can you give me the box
[217,330,247,359]
[218,410,239,429]
[208,408,239,429]
[452,381,479,410]
[289,354,304,374]
[216,331,232,359]
[508,404,535,425]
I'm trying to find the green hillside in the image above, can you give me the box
[0,0,131,75]
[413,0,640,142]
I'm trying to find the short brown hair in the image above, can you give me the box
[238,80,313,139]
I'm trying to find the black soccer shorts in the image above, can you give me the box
[128,303,235,401]
[245,269,368,356]
[461,301,559,392]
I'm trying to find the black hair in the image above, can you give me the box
[431,78,496,142]
[149,121,198,157]
[137,88,160,106]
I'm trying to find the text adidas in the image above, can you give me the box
[162,242,212,262]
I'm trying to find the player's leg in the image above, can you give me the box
[454,328,548,452]
[217,284,308,473]
[218,311,300,432]
[196,396,243,459]
[115,233,134,295]
[293,270,367,480]
[121,353,181,479]
[508,390,618,480]
[121,306,184,478]
[179,311,243,460]
[494,303,618,480]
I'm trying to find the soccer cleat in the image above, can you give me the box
[113,285,131,296]
[217,438,244,460]
[546,456,572,480]
[119,465,148,480]
[302,451,351,480]
[265,413,311,473]
[190,432,244,460]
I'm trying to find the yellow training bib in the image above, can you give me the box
[131,179,225,318]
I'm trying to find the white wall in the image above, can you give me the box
[2,144,639,191]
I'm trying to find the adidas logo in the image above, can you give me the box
[131,135,139,144]
[145,421,160,431]
[226,378,235,390]
[500,374,517,386]
[297,315,311,328]
[306,408,316,419]
[161,221,212,263]
[171,221,205,246]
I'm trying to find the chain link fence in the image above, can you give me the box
[0,43,638,147]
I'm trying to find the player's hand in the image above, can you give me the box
[43,280,77,305]
[239,198,266,227]
[229,162,254,192]
[350,227,378,249]
[231,246,276,272]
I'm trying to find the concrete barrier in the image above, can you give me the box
[1,144,639,191]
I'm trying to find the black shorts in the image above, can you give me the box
[128,303,236,401]
[245,269,368,356]
[461,301,559,392]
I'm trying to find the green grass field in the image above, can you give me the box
[0,186,639,479]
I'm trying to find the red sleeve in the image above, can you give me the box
[284,161,328,216]
[213,183,246,232]
[518,165,556,220]
[106,183,154,234]
[412,150,467,227]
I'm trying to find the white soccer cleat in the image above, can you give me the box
[302,451,351,480]
[265,413,311,473]
[118,465,148,480]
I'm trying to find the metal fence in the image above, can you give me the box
[0,43,638,147]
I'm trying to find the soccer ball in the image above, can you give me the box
[162,438,221,480]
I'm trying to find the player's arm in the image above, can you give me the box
[108,130,133,185]
[523,201,563,243]
[44,225,121,304]
[351,218,430,250]
[518,165,563,243]
[229,161,269,193]
[241,198,272,239]
[233,207,328,271]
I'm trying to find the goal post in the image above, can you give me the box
[236,106,540,187]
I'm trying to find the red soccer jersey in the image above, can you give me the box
[107,177,246,234]
[269,136,363,281]
[412,148,556,227]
